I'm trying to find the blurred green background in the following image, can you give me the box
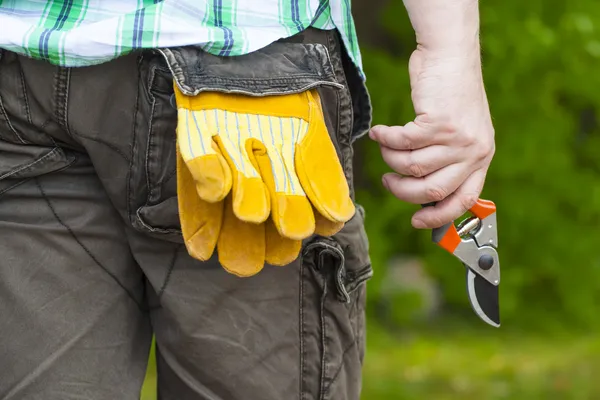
[142,0,600,398]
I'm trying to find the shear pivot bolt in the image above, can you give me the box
[478,254,494,270]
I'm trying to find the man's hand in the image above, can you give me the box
[368,0,496,230]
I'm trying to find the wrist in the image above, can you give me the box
[404,0,480,54]
[416,43,482,71]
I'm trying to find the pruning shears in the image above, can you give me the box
[423,199,500,327]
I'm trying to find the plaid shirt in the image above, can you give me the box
[0,0,363,77]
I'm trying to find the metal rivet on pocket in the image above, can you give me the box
[170,94,177,110]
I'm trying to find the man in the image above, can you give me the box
[0,0,495,399]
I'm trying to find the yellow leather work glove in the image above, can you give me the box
[177,145,300,277]
[174,85,355,276]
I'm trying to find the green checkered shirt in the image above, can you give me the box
[0,0,363,77]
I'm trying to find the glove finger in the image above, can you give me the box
[265,216,302,266]
[177,101,232,203]
[313,207,346,237]
[177,145,222,261]
[252,115,315,240]
[217,193,266,277]
[295,90,355,223]
[212,110,270,224]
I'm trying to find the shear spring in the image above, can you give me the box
[457,216,481,238]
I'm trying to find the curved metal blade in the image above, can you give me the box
[466,268,500,327]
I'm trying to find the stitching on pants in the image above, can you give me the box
[0,147,61,181]
[18,63,33,125]
[126,55,144,224]
[34,176,144,311]
[163,166,177,187]
[156,244,182,299]
[300,257,305,400]
[324,290,363,395]
[70,128,132,162]
[324,330,361,394]
[326,32,343,153]
[319,276,328,400]
[0,178,32,197]
[0,94,27,144]
[144,91,156,202]
[63,68,72,135]
[54,67,74,137]
[0,150,76,196]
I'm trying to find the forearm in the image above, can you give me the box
[402,0,480,55]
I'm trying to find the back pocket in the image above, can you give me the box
[129,59,181,241]
[129,41,346,242]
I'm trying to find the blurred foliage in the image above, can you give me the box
[356,0,600,332]
[361,322,600,400]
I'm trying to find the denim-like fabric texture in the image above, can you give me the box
[0,28,373,400]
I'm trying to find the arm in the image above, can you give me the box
[403,0,480,54]
[369,0,495,229]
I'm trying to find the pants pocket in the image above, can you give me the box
[129,57,182,242]
[129,35,348,243]
[301,204,372,400]
[0,139,76,195]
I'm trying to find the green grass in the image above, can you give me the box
[141,340,157,400]
[362,322,600,400]
[140,322,600,400]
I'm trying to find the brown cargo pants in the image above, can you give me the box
[0,28,373,400]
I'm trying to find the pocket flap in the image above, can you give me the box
[0,141,75,192]
[157,42,344,97]
[304,204,372,303]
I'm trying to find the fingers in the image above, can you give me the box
[218,194,266,277]
[295,116,355,223]
[382,162,470,205]
[410,169,487,229]
[369,118,456,150]
[178,109,232,203]
[379,144,461,178]
[215,135,270,224]
[265,218,302,266]
[176,146,222,261]
[257,143,315,240]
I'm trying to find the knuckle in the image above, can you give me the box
[402,135,414,150]
[408,161,423,177]
[439,119,458,134]
[474,138,495,160]
[461,129,479,146]
[425,185,448,202]
[429,215,446,228]
[422,113,457,134]
[488,141,496,158]
[378,133,389,147]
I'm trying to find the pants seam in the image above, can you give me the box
[70,128,132,163]
[0,146,62,181]
[323,325,360,395]
[0,150,76,198]
[127,55,144,226]
[18,62,33,125]
[34,175,144,311]
[0,94,27,144]
[325,30,354,196]
[299,256,306,400]
[156,244,182,299]
[319,276,328,400]
[54,67,74,137]
[0,178,31,197]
